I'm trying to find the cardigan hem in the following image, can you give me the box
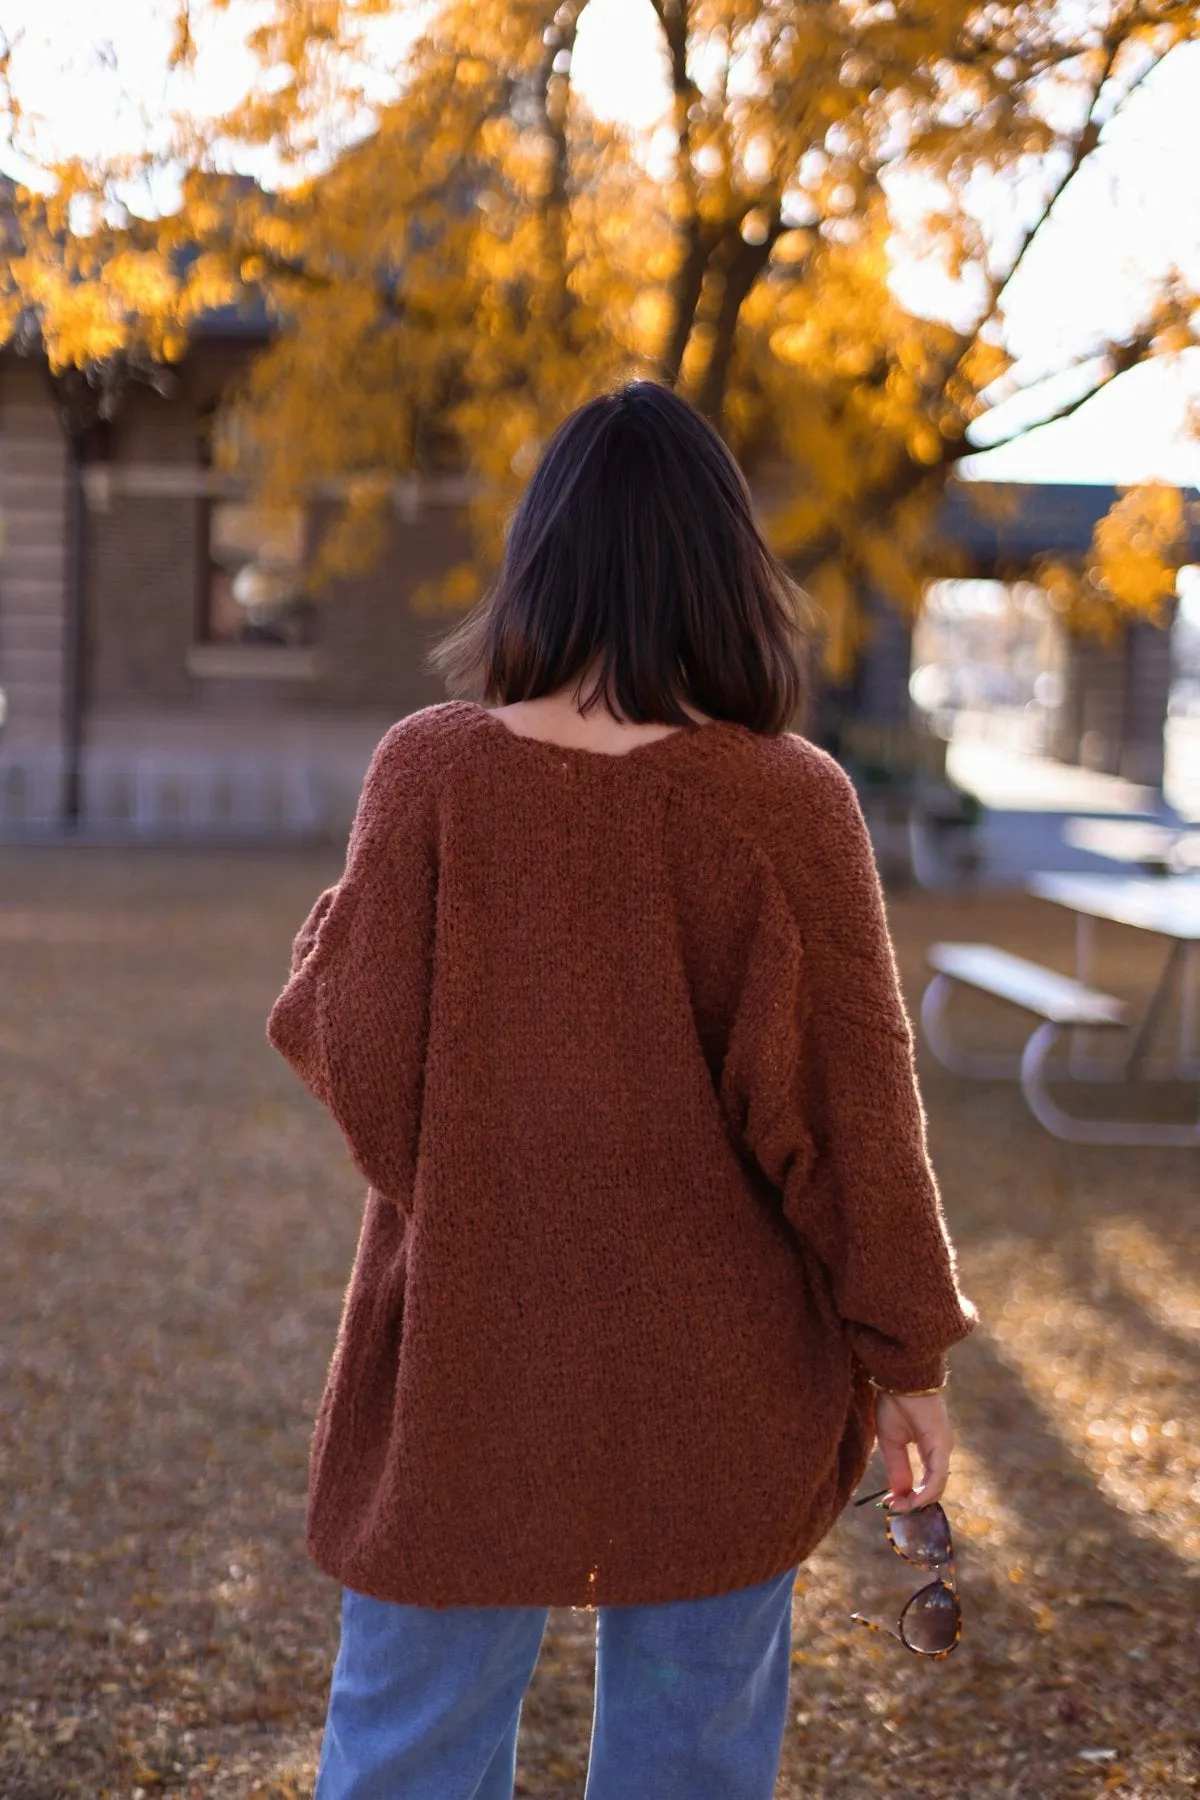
[309,1535,838,1612]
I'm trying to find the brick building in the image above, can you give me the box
[0,317,479,839]
[0,318,1192,840]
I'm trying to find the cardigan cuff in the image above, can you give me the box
[855,1304,977,1395]
[860,1352,949,1396]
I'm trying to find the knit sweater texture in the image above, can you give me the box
[266,698,977,1610]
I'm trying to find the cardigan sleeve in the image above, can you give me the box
[720,753,977,1394]
[266,721,438,1205]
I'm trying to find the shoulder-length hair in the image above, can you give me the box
[425,379,810,734]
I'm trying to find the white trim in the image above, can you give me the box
[186,643,321,681]
[82,464,483,512]
[0,744,326,837]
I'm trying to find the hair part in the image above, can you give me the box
[425,379,812,734]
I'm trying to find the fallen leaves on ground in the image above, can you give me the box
[0,850,1196,1798]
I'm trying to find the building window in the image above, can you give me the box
[201,500,316,647]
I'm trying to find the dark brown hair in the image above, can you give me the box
[425,379,809,733]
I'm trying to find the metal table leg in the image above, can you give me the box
[1124,939,1186,1081]
[1022,1020,1200,1146]
[1179,942,1200,1075]
[1068,913,1106,1077]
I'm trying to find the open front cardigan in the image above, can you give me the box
[266,699,976,1609]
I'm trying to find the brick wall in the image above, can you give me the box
[310,503,476,715]
[111,382,205,464]
[85,485,470,717]
[63,341,466,720]
[87,493,202,707]
[0,361,69,747]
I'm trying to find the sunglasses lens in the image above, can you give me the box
[900,1582,960,1655]
[889,1504,952,1568]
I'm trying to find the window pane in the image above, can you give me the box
[203,501,315,646]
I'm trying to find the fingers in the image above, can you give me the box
[877,1432,914,1508]
[873,1394,954,1512]
[908,1429,952,1509]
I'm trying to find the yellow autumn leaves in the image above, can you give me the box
[1040,484,1188,639]
[1,0,1197,664]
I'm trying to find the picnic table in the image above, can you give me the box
[1027,873,1200,1081]
[1061,818,1200,877]
[920,872,1200,1146]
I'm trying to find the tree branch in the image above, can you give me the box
[694,214,785,424]
[648,0,710,386]
[532,0,585,337]
[964,323,1164,456]
[963,21,1174,367]
[659,216,726,386]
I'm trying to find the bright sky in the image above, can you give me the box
[3,0,1198,489]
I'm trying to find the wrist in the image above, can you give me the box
[868,1374,948,1397]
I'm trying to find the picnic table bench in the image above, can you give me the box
[921,940,1200,1148]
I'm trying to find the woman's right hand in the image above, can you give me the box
[873,1391,954,1512]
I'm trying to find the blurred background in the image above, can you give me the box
[1,3,1197,1797]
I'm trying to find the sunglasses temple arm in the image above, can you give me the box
[850,1612,906,1646]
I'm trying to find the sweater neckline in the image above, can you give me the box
[462,701,739,765]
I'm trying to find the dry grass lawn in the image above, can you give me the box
[1,846,1196,1799]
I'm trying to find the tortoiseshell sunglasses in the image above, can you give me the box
[850,1489,962,1659]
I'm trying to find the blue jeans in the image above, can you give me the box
[314,1564,800,1800]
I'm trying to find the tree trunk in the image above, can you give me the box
[694,224,781,425]
[661,218,714,388]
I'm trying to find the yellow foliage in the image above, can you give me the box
[1036,482,1192,637]
[958,337,1012,396]
[412,560,484,617]
[770,230,813,267]
[806,563,866,684]
[455,57,492,87]
[906,422,943,466]
[1091,483,1186,619]
[3,0,1196,664]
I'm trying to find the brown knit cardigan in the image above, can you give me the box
[267,699,976,1609]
